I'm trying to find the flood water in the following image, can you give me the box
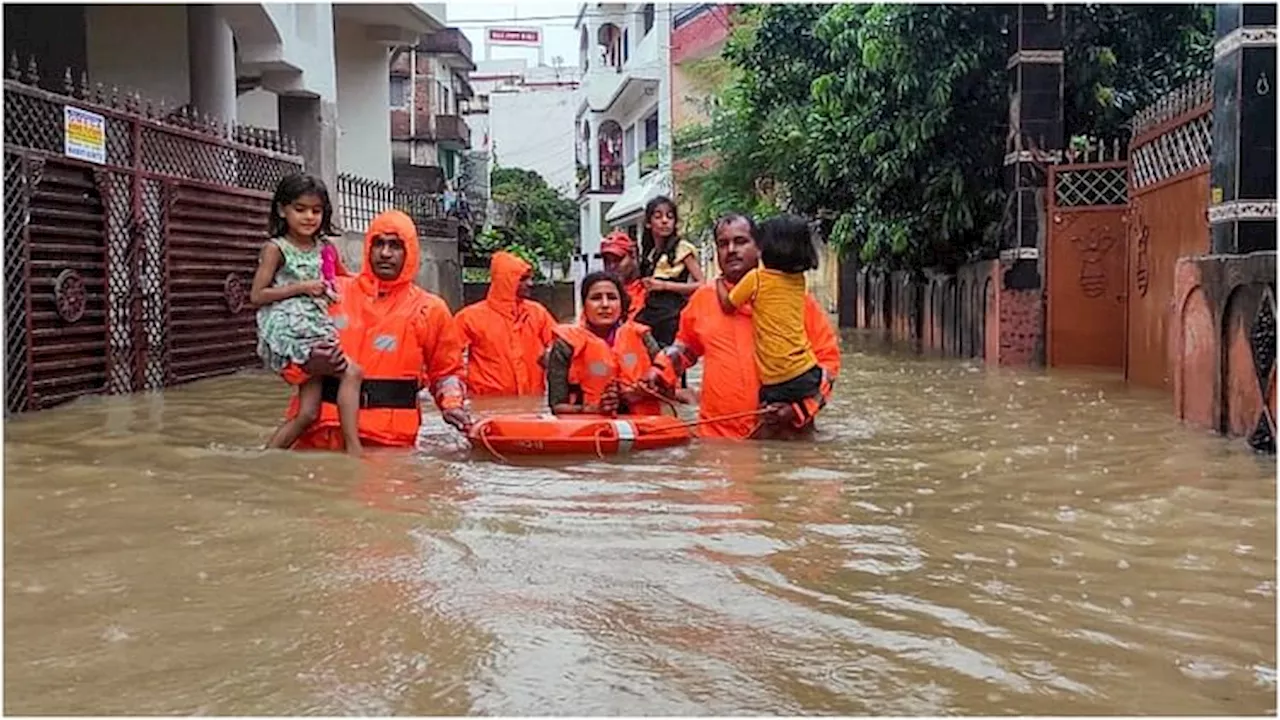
[5,331,1276,715]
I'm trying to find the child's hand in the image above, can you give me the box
[297,279,327,297]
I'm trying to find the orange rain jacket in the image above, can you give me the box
[455,251,557,397]
[549,320,666,415]
[283,210,467,449]
[653,281,841,439]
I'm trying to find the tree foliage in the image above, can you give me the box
[482,166,579,273]
[681,4,1213,272]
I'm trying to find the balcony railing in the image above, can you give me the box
[577,163,591,196]
[435,114,470,148]
[599,163,624,193]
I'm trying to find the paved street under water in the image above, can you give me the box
[4,331,1275,715]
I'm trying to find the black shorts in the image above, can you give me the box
[759,364,822,406]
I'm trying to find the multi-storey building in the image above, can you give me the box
[388,26,475,190]
[572,2,673,300]
[3,2,446,194]
[465,58,581,195]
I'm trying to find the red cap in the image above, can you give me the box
[600,231,636,258]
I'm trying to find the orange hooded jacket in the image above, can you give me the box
[653,281,841,439]
[284,210,467,449]
[455,251,557,396]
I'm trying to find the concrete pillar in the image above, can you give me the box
[278,95,339,192]
[587,114,601,192]
[657,4,673,174]
[995,4,1064,367]
[187,5,237,130]
[1209,3,1277,254]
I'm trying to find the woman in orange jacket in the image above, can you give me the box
[455,250,557,396]
[545,271,667,416]
[279,209,471,450]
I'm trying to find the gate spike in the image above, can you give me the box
[24,55,39,85]
[63,67,75,95]
[144,97,156,119]
[179,105,191,125]
[94,82,106,104]
[157,96,169,120]
[79,70,90,100]
[110,85,121,108]
[7,52,19,81]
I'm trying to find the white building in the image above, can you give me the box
[572,2,673,305]
[465,58,582,195]
[2,3,446,195]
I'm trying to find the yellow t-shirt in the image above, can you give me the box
[726,267,818,385]
[648,240,698,281]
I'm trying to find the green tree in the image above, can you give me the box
[481,166,579,274]
[682,4,1213,272]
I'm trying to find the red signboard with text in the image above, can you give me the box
[487,27,541,47]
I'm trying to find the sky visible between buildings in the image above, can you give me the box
[445,1,583,67]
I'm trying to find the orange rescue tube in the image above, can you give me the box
[469,413,693,459]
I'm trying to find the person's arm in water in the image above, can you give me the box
[249,241,325,307]
[415,300,472,432]
[646,251,706,296]
[546,338,618,415]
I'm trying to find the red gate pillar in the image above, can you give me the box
[994,4,1065,367]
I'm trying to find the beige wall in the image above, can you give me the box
[85,5,190,107]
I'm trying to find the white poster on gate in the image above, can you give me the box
[64,106,107,165]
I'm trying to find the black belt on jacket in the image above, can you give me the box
[320,377,420,409]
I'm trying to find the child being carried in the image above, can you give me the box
[250,173,364,456]
[716,214,824,425]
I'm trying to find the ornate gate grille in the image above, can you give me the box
[3,69,303,414]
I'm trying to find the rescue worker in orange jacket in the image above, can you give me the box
[641,213,841,439]
[545,271,668,416]
[455,250,557,396]
[600,230,647,321]
[281,209,471,449]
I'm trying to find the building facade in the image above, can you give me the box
[669,3,735,275]
[572,2,673,304]
[466,59,582,195]
[388,27,475,188]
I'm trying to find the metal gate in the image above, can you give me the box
[3,67,303,414]
[1046,155,1130,370]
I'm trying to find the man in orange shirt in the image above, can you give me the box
[600,230,647,320]
[643,213,840,440]
[455,250,557,396]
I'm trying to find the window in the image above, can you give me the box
[436,81,452,115]
[644,112,659,150]
[622,28,630,64]
[623,124,636,165]
[642,4,655,36]
[390,76,410,108]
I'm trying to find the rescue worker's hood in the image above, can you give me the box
[356,210,420,295]
[486,250,529,318]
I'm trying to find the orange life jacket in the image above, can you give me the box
[624,278,647,321]
[550,320,665,415]
[455,251,556,396]
[284,210,466,450]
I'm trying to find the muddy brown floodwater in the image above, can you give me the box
[4,331,1275,715]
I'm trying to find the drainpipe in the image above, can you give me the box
[409,46,417,142]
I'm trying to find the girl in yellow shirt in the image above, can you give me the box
[716,214,823,409]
